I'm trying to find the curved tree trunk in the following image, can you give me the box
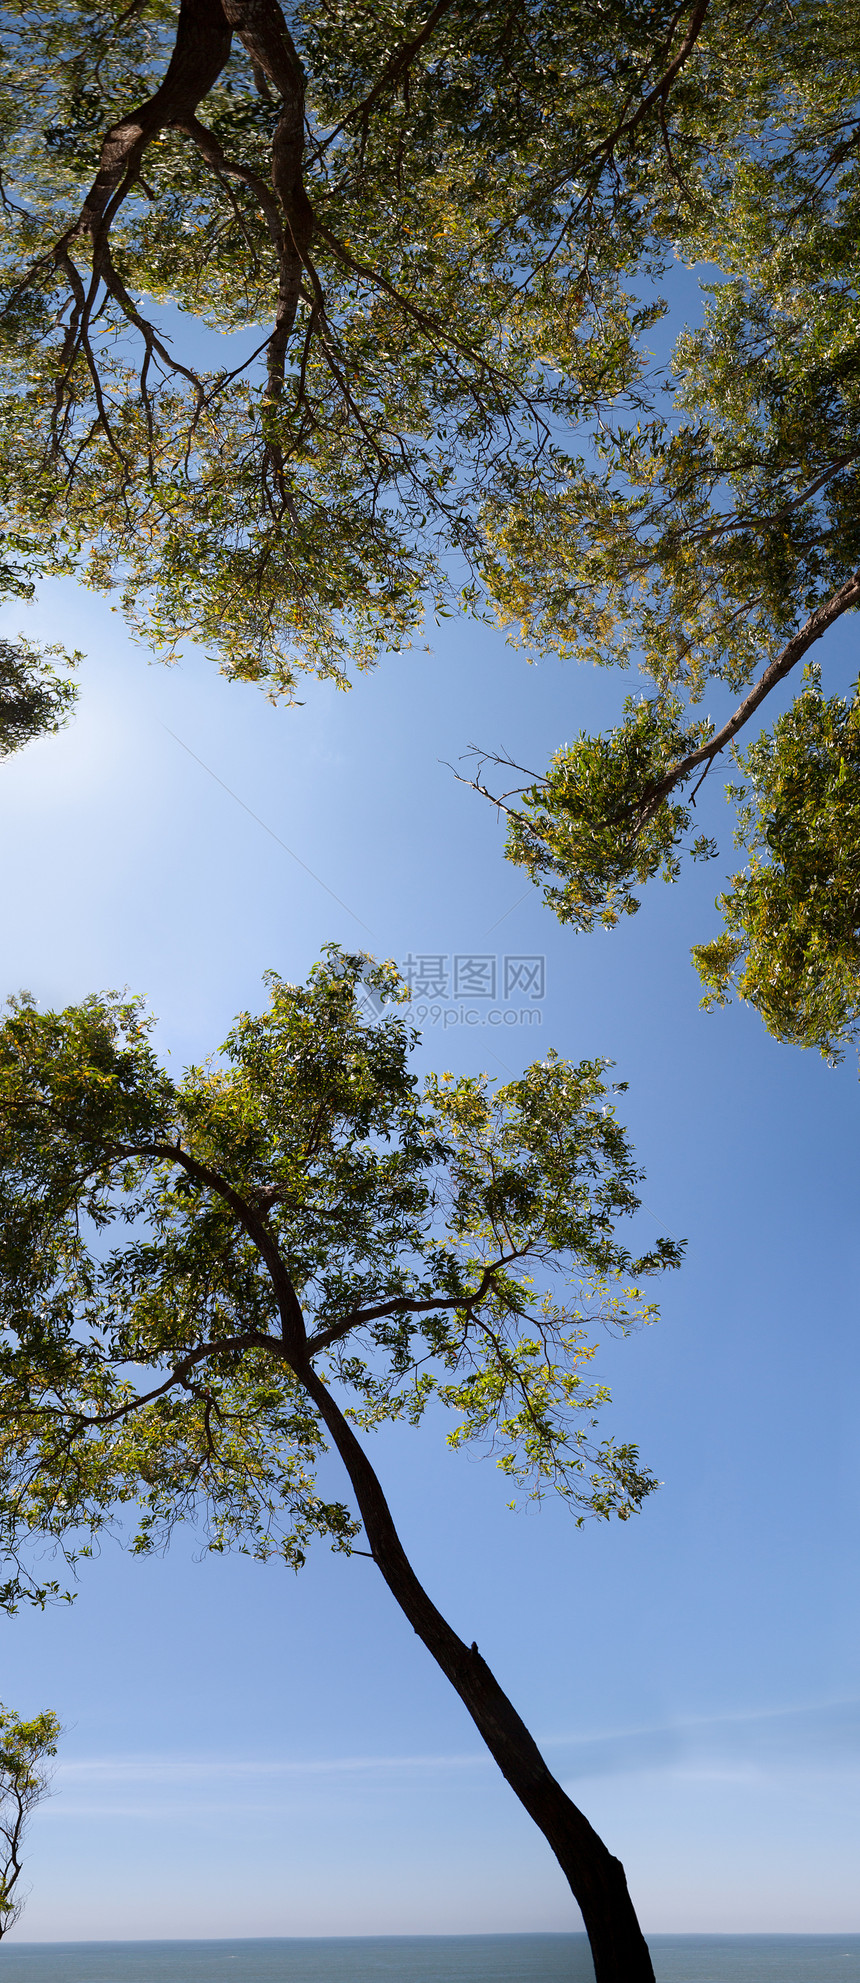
[302,1364,655,1983]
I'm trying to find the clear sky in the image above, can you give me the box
[1,555,858,1941]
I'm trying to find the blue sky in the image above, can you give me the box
[0,557,858,1940]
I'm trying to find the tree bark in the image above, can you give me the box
[76,0,233,242]
[219,0,313,384]
[301,1363,655,1983]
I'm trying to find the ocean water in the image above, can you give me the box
[1,1938,859,1983]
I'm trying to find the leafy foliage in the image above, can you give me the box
[0,0,828,691]
[473,0,860,1054]
[692,669,860,1058]
[0,1703,62,1939]
[0,640,77,758]
[0,949,681,1607]
[480,695,717,933]
[5,3,857,1051]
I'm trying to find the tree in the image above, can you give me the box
[0,539,77,762]
[0,948,681,1982]
[466,0,860,1058]
[0,641,77,761]
[0,0,838,693]
[0,1704,62,1940]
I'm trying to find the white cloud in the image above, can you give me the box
[545,1696,860,1784]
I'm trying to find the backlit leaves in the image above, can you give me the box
[0,949,681,1604]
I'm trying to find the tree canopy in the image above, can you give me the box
[0,1703,62,1940]
[0,946,677,1590]
[0,0,845,693]
[0,639,77,759]
[466,0,860,1058]
[0,946,679,1980]
[2,0,858,1045]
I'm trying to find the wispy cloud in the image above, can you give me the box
[56,1749,487,1787]
[46,1748,490,1823]
[46,1695,860,1823]
[545,1697,860,1784]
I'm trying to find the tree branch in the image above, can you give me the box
[106,1140,307,1357]
[220,0,313,381]
[318,0,459,155]
[306,1258,522,1356]
[70,1335,276,1429]
[636,568,860,825]
[596,0,712,164]
[74,0,233,245]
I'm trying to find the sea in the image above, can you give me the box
[0,1939,859,1983]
